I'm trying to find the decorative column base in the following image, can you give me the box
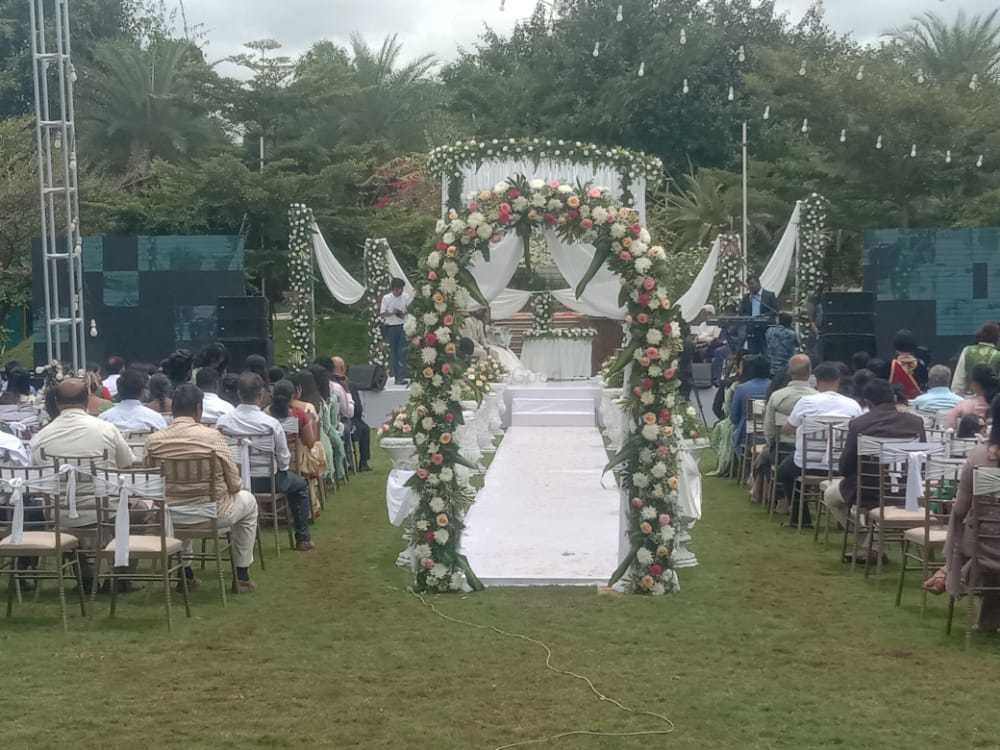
[672,521,698,568]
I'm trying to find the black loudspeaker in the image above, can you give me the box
[216,296,269,338]
[220,337,273,371]
[348,363,388,392]
[820,333,877,363]
[821,292,875,316]
[821,314,876,336]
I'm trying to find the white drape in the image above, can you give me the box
[485,288,532,320]
[312,222,365,305]
[383,243,415,298]
[544,229,625,319]
[759,202,801,296]
[469,231,523,302]
[676,236,722,323]
[443,160,647,223]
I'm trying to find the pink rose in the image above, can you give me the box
[659,513,671,527]
[465,227,477,237]
[402,425,412,434]
[656,446,668,458]
[639,378,653,391]
[631,497,644,509]
[567,209,579,221]
[421,558,434,570]
[662,323,673,335]
[588,187,603,198]
[441,363,451,375]
[467,201,479,212]
[442,314,455,326]
[547,179,560,189]
[619,251,632,262]
[508,188,520,199]
[416,468,429,480]
[632,386,643,397]
[648,563,664,578]
[425,530,436,543]
[645,347,660,360]
[427,271,438,281]
[630,223,642,237]
[581,218,594,230]
[543,213,557,226]
[411,337,422,347]
[431,453,444,466]
[444,413,454,423]
[636,313,649,324]
[658,409,671,422]
[425,332,439,346]
[664,368,677,380]
[499,202,511,214]
[435,241,449,251]
[642,276,656,291]
[638,293,651,306]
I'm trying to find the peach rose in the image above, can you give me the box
[440,432,453,444]
[436,513,449,527]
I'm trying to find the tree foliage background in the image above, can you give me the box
[1,0,998,346]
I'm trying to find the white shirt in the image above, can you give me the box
[380,292,408,326]
[30,408,136,468]
[200,392,235,422]
[217,404,290,472]
[102,374,121,397]
[0,430,30,466]
[99,399,168,432]
[786,390,863,467]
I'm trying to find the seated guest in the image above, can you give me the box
[101,369,167,432]
[269,379,325,515]
[220,373,240,407]
[243,355,272,408]
[217,373,315,551]
[754,355,815,503]
[145,384,259,594]
[195,367,234,422]
[0,425,31,466]
[729,354,771,455]
[194,342,229,376]
[952,321,1000,396]
[305,365,346,481]
[102,355,125,398]
[161,349,194,388]
[889,330,925,400]
[144,373,173,415]
[777,362,864,525]
[765,312,800,377]
[99,369,167,432]
[84,372,113,415]
[943,364,998,430]
[923,397,1000,630]
[835,362,855,400]
[912,365,962,412]
[851,369,874,406]
[267,366,286,387]
[866,357,888,380]
[332,356,371,472]
[822,378,925,557]
[957,414,985,439]
[851,351,871,373]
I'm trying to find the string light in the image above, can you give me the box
[637,61,645,77]
[762,104,770,120]
[682,78,689,94]
[946,149,952,164]
[876,135,883,150]
[855,65,865,81]
[592,40,600,57]
[910,143,917,158]
[840,129,847,143]
[728,85,735,102]
[738,45,745,63]
[970,73,979,91]
[616,4,623,22]
[916,68,925,84]
[801,118,809,134]
[799,60,807,76]
[978,155,985,168]
[680,28,686,45]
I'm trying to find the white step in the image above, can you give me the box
[511,397,596,427]
[513,411,595,427]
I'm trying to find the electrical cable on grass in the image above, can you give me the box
[411,592,676,749]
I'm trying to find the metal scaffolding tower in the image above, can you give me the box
[29,0,86,371]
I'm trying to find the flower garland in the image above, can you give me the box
[287,204,315,367]
[523,327,598,341]
[530,291,555,332]
[713,233,745,313]
[405,176,687,596]
[798,194,830,310]
[363,238,392,368]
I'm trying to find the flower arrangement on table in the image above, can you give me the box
[404,173,688,596]
[523,327,598,341]
[467,356,507,386]
[377,406,414,439]
[531,291,555,332]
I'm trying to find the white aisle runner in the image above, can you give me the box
[462,426,620,586]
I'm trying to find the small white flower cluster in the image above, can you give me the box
[287,203,316,365]
[798,194,830,310]
[364,238,392,367]
[523,327,598,341]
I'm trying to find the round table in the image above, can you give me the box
[520,337,593,380]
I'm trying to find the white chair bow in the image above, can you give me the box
[973,467,1000,496]
[1,477,26,544]
[58,463,79,520]
[238,438,252,490]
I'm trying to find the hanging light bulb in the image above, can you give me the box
[728,85,735,101]
[876,135,883,150]
[680,28,687,45]
[89,319,98,338]
[910,144,917,158]
[801,118,809,134]
[945,149,952,164]
[977,154,985,168]
[970,73,979,91]
[53,133,62,150]
[616,4,623,22]
[763,104,770,120]
[917,68,925,84]
[682,78,689,94]
[738,45,746,63]
[799,60,807,76]
[840,129,847,143]
[855,64,865,81]
[637,61,645,77]
[592,40,600,57]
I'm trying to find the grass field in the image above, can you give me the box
[273,313,369,368]
[4,448,1000,749]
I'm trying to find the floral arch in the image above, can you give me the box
[405,171,691,596]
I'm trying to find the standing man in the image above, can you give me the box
[765,312,800,377]
[380,278,409,385]
[739,276,779,355]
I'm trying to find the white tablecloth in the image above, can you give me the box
[520,338,593,381]
[359,385,410,430]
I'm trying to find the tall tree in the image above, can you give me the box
[887,9,1000,84]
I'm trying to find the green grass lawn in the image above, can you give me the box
[273,312,369,368]
[4,450,1000,749]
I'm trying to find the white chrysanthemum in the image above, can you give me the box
[450,384,464,401]
[666,394,676,407]
[639,448,654,465]
[439,278,458,295]
[648,297,661,310]
[414,433,427,445]
[592,206,608,224]
[432,375,443,387]
[403,316,418,336]
[410,383,424,398]
[579,205,591,218]
[442,232,455,245]
[434,327,452,344]
[428,475,440,486]
[641,506,658,520]
[422,312,439,326]
[449,571,465,591]
[648,365,662,378]
[440,467,454,482]
[639,228,651,244]
[529,178,545,190]
[659,347,672,362]
[442,261,459,277]
[414,544,431,559]
[530,193,546,207]
[652,484,665,498]
[631,241,648,256]
[641,424,659,441]
[671,325,681,338]
[640,391,655,405]
[660,526,676,542]
[421,417,434,430]
[634,257,652,274]
[637,548,653,565]
[651,462,668,479]
[455,288,473,308]
[450,219,466,233]
[494,181,510,194]
[427,442,439,453]
[632,472,650,488]
[431,399,447,416]
[430,497,445,512]
[673,414,685,428]
[477,224,493,240]
[434,529,450,545]
[421,284,432,298]
[431,562,448,579]
[611,223,627,239]
[646,329,663,345]
[468,211,485,226]
[513,196,529,212]
[421,347,437,364]
[547,199,563,211]
[427,251,442,269]
[686,406,697,417]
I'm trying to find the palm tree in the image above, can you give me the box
[887,9,1000,83]
[80,39,224,181]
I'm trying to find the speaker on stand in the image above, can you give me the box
[819,293,877,364]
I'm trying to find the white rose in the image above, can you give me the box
[421,417,434,430]
[639,229,651,244]
[440,467,454,482]
[450,219,466,233]
[421,347,437,364]
[513,196,529,211]
[646,329,663,345]
[435,327,451,344]
[421,284,432,298]
[651,462,668,479]
[632,472,650,488]
[648,297,661,310]
[427,251,441,269]
[494,181,510,194]
[422,312,439,326]
[477,224,493,240]
[631,241,648,256]
[442,232,455,245]
[660,526,676,542]
[611,223,627,239]
[579,205,591,218]
[430,497,445,512]
[529,178,545,190]
[414,433,427,445]
[547,199,563,211]
[648,365,662,378]
[641,424,659,441]
[403,315,418,336]
[634,257,652,274]
[468,211,485,226]
[414,544,431,559]
[442,261,459,277]
[432,375,443,387]
[641,506,657,520]
[431,563,448,579]
[650,245,666,260]
[592,207,608,224]
[410,383,424,398]
[640,391,655,405]
[652,484,665,498]
[450,384,464,401]
[637,548,653,565]
[651,582,666,595]
[434,529,450,545]
[439,278,458,295]
[686,406,697,417]
[671,326,681,338]
[673,414,685,427]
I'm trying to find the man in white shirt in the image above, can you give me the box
[102,355,125,398]
[195,367,234,423]
[380,277,409,385]
[774,362,863,526]
[99,369,168,432]
[217,373,314,551]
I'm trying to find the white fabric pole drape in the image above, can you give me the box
[468,232,523,302]
[759,203,801,296]
[311,222,365,305]
[485,288,533,320]
[676,237,722,323]
[383,243,415,298]
[543,229,625,319]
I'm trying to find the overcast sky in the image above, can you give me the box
[177,0,997,77]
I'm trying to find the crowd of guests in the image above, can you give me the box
[0,343,372,595]
[709,320,1000,631]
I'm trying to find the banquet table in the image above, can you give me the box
[520,337,593,381]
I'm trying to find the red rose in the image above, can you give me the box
[636,313,649,324]
[640,378,653,391]
[648,563,664,578]
[508,189,520,199]
[444,413,455,423]
[638,293,651,305]
[544,213,557,226]
[441,363,452,375]
[619,251,632,262]
[425,333,438,346]
[630,223,642,236]
[662,323,673,335]
[435,241,449,251]
[427,271,438,281]
[425,530,436,543]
